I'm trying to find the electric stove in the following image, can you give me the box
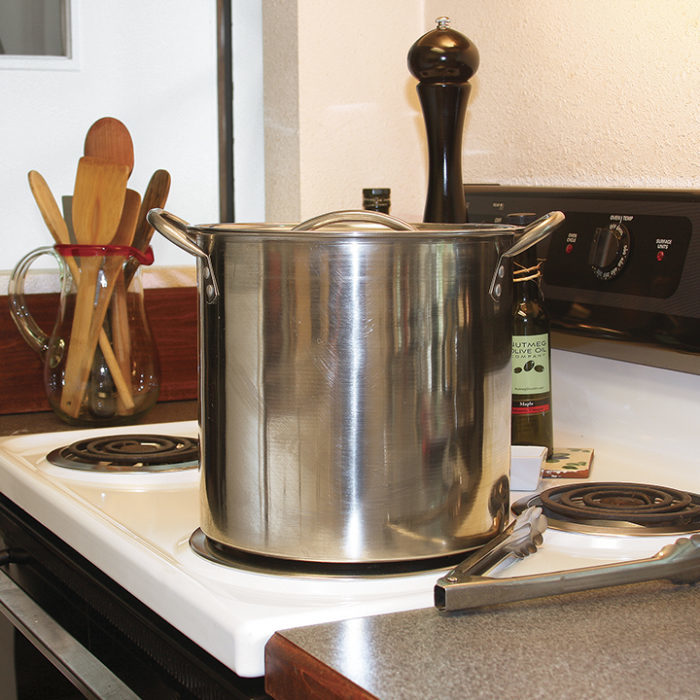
[0,349,697,686]
[0,187,697,697]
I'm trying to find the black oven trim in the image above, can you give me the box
[463,185,700,374]
[0,494,267,699]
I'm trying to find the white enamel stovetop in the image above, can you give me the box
[0,351,697,677]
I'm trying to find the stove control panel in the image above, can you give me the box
[544,210,690,296]
[464,186,700,374]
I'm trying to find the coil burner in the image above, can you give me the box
[47,434,199,473]
[513,482,700,536]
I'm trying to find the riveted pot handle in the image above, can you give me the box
[292,209,416,231]
[489,211,565,302]
[147,208,219,303]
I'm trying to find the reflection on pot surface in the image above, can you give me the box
[149,209,563,564]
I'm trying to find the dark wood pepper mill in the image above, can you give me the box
[408,17,479,223]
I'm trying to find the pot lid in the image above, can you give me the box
[188,210,519,240]
[147,208,564,304]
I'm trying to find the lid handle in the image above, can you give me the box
[292,209,416,232]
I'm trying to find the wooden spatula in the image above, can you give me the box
[71,156,130,245]
[60,157,129,418]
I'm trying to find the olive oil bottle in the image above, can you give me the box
[510,215,553,458]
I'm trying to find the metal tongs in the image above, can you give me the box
[435,507,700,612]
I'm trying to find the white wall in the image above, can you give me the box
[1,0,218,273]
[232,1,265,222]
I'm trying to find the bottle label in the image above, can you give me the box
[512,397,551,415]
[512,333,550,395]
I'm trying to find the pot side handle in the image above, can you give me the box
[489,210,565,302]
[146,208,219,303]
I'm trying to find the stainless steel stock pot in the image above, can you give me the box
[148,209,564,565]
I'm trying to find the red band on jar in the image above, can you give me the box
[55,244,155,266]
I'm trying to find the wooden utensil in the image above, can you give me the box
[27,170,71,247]
[27,171,134,410]
[134,169,171,251]
[98,189,141,412]
[86,188,141,417]
[60,157,129,418]
[71,156,130,245]
[61,195,76,242]
[83,117,134,176]
[124,169,171,285]
[73,116,135,417]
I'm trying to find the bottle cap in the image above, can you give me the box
[362,188,390,197]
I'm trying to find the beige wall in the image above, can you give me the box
[263,0,427,222]
[428,0,699,190]
[263,0,699,223]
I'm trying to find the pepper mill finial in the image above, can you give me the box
[408,18,479,222]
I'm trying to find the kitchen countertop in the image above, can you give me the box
[0,400,198,436]
[266,579,700,699]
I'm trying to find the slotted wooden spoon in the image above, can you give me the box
[124,169,171,285]
[27,170,134,410]
[60,157,130,418]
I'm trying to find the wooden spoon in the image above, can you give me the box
[83,117,134,175]
[60,157,130,418]
[27,171,134,410]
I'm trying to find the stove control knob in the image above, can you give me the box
[589,222,631,280]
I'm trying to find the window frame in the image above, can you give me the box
[0,0,79,72]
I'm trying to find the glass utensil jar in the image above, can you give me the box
[8,244,160,425]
